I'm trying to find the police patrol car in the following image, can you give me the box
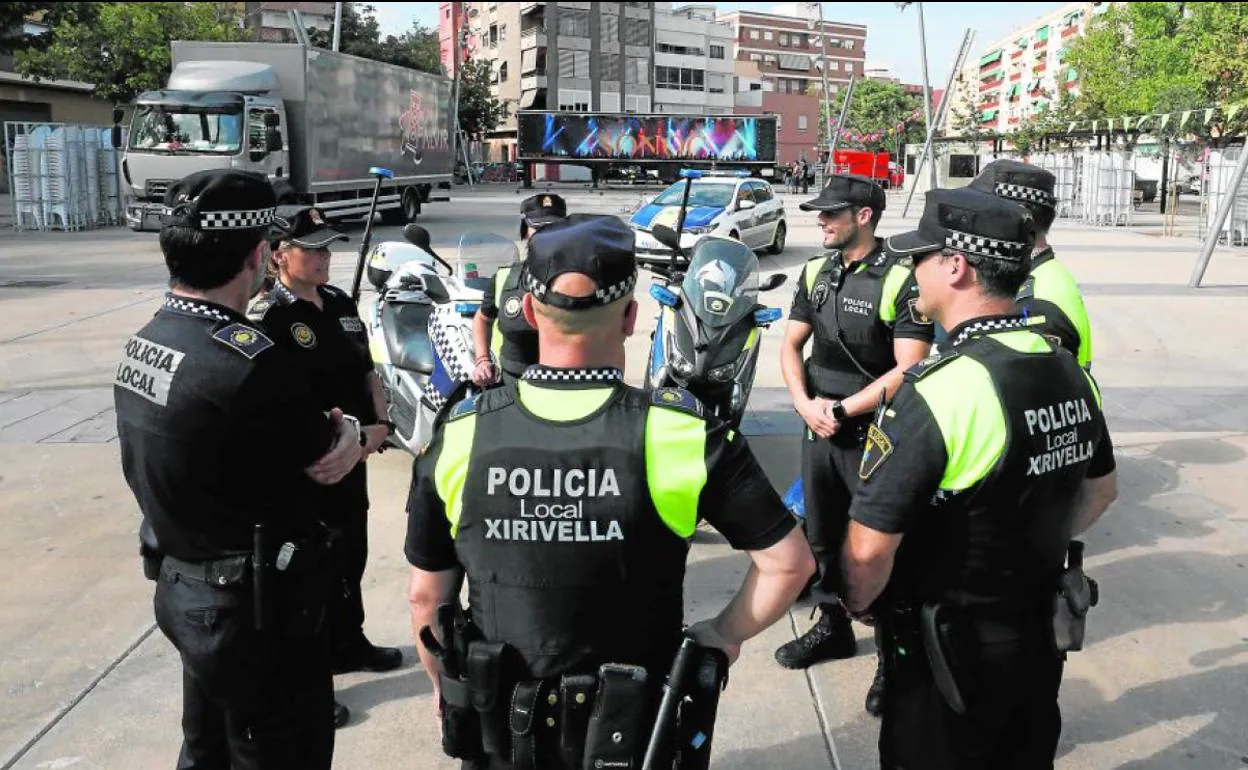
[629,170,786,264]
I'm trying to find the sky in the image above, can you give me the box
[373,1,1066,86]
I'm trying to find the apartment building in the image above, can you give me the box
[438,2,468,78]
[651,3,735,116]
[946,1,1114,136]
[243,1,337,43]
[719,5,867,166]
[451,2,657,161]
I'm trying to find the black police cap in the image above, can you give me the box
[521,193,568,227]
[885,187,1036,263]
[522,213,637,311]
[269,204,348,249]
[160,169,276,232]
[799,173,887,214]
[969,159,1057,209]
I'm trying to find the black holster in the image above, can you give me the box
[421,603,489,761]
[253,525,337,638]
[1052,540,1099,653]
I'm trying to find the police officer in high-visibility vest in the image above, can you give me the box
[471,194,567,387]
[970,159,1094,369]
[842,186,1119,769]
[776,174,934,715]
[113,169,365,769]
[405,213,816,770]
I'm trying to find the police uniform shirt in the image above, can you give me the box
[844,316,1116,601]
[249,281,378,509]
[114,294,337,561]
[1017,246,1094,369]
[404,367,795,570]
[789,240,934,398]
[478,262,539,376]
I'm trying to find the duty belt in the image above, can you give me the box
[161,553,251,588]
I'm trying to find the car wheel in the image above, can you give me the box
[768,221,786,255]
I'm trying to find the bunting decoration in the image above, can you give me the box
[1051,102,1248,135]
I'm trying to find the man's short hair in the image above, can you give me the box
[158,169,277,291]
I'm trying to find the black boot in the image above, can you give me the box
[864,650,885,716]
[775,603,857,670]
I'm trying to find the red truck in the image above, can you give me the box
[832,150,903,189]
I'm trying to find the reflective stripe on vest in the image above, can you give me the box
[489,266,512,364]
[1030,259,1092,368]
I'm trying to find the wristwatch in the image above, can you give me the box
[830,401,848,422]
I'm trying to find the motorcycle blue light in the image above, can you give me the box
[455,302,480,314]
[679,169,704,179]
[754,307,782,325]
[649,284,680,307]
[369,166,395,179]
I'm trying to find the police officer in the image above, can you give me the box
[248,205,403,728]
[841,186,1119,769]
[405,214,816,770]
[114,169,365,769]
[471,193,567,387]
[970,159,1094,369]
[776,174,933,714]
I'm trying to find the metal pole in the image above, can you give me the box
[1189,142,1248,287]
[451,2,473,187]
[332,1,343,51]
[916,2,937,192]
[903,27,973,218]
[829,74,856,163]
[810,2,834,174]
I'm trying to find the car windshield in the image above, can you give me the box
[652,182,736,208]
[128,106,242,154]
[680,237,760,328]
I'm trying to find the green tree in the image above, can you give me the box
[14,3,247,104]
[0,2,97,55]
[457,57,507,141]
[816,79,927,153]
[947,71,994,145]
[308,4,442,75]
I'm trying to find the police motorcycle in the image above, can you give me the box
[355,217,519,454]
[643,170,788,429]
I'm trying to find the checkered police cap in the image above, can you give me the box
[884,187,1035,263]
[970,159,1057,209]
[160,169,277,232]
[522,213,638,311]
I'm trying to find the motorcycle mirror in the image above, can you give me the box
[404,224,432,249]
[652,224,680,251]
[649,283,680,308]
[761,273,789,291]
[754,307,783,325]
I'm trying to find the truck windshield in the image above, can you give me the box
[129,106,242,154]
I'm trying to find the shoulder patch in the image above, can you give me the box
[650,387,704,418]
[907,297,933,326]
[858,423,896,481]
[904,349,960,382]
[1016,275,1036,301]
[245,298,274,322]
[212,323,274,360]
[447,395,478,421]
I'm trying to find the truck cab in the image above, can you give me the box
[122,61,289,231]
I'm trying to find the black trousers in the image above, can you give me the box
[326,505,369,660]
[801,419,868,604]
[879,619,1064,770]
[153,562,334,770]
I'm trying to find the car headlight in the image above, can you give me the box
[682,225,714,235]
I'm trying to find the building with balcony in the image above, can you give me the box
[243,1,336,43]
[651,4,735,116]
[719,5,867,166]
[945,1,1114,137]
[459,1,657,162]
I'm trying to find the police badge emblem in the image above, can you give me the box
[291,322,317,348]
[907,297,932,325]
[309,209,325,226]
[859,423,895,480]
[810,281,830,310]
[504,296,522,318]
[541,196,552,208]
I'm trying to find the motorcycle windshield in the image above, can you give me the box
[456,232,520,292]
[679,237,759,328]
